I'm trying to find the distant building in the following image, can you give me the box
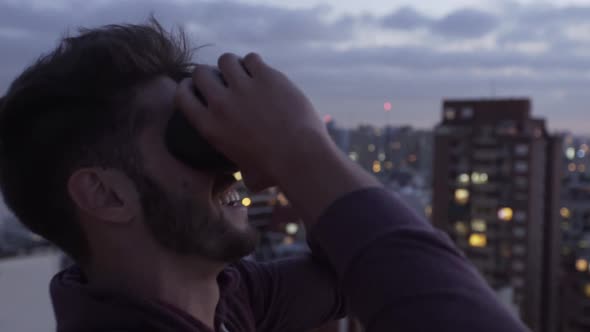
[432,99,562,332]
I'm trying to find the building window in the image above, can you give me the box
[462,107,474,119]
[513,245,526,255]
[512,260,525,271]
[455,189,470,205]
[514,211,527,223]
[514,161,529,173]
[515,144,529,156]
[498,207,514,222]
[444,108,456,120]
[455,222,468,235]
[513,227,526,238]
[471,219,487,232]
[469,234,487,248]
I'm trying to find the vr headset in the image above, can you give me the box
[165,69,238,173]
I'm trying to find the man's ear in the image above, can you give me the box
[67,168,140,224]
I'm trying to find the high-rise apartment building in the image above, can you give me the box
[432,99,561,332]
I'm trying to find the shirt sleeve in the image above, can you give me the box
[307,187,530,332]
[234,255,347,332]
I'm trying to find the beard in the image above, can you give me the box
[132,172,259,262]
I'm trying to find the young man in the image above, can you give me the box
[0,19,529,332]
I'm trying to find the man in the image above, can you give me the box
[0,19,529,332]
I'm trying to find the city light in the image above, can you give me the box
[373,161,382,173]
[569,163,577,172]
[348,152,359,161]
[285,223,299,235]
[458,173,470,185]
[472,172,489,185]
[233,172,243,181]
[578,149,586,159]
[471,219,487,232]
[241,197,252,207]
[454,189,470,205]
[566,147,576,160]
[277,193,289,206]
[498,207,514,222]
[455,222,468,235]
[323,114,333,123]
[575,258,589,272]
[561,207,572,219]
[408,154,417,163]
[425,205,432,218]
[378,153,386,161]
[384,101,392,112]
[469,234,487,248]
[368,144,376,152]
[585,284,590,298]
[579,164,586,173]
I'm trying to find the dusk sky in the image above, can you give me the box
[1,0,590,133]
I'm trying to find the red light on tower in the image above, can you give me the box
[384,102,392,112]
[323,114,333,123]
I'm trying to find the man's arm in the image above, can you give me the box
[176,52,529,332]
[233,256,346,332]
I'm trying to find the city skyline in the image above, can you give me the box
[2,0,590,133]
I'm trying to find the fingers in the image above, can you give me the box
[242,53,268,77]
[218,53,251,87]
[191,65,228,104]
[175,78,216,137]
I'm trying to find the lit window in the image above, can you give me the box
[384,161,394,170]
[378,153,386,161]
[561,207,572,219]
[368,144,376,152]
[454,189,470,205]
[285,223,299,235]
[471,219,486,232]
[372,161,382,173]
[566,147,576,160]
[585,284,590,298]
[469,234,487,248]
[498,207,514,222]
[458,173,470,185]
[425,206,433,218]
[277,193,289,206]
[578,149,586,159]
[455,222,468,235]
[472,172,489,185]
[444,108,456,120]
[233,172,243,181]
[568,163,577,172]
[576,258,589,272]
[349,152,359,161]
[241,197,252,207]
[515,144,529,156]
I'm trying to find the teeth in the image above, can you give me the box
[218,190,240,206]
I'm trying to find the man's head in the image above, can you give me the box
[0,18,258,266]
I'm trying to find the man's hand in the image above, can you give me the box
[175,53,330,191]
[176,52,380,222]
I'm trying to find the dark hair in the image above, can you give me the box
[0,17,194,262]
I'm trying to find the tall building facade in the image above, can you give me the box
[432,99,561,332]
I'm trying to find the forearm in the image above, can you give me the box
[273,129,381,224]
[307,188,529,332]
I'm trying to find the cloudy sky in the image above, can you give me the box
[1,0,590,133]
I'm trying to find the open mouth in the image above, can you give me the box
[213,173,242,207]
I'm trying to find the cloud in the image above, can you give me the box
[433,9,498,39]
[1,1,590,132]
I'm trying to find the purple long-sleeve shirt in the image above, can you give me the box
[50,187,530,331]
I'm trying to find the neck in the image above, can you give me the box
[87,244,225,329]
